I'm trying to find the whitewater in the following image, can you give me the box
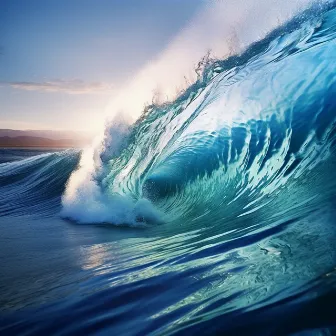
[1,1,336,335]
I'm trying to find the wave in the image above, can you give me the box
[0,3,335,230]
[60,2,336,228]
[0,150,80,217]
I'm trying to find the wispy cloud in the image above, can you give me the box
[0,79,112,94]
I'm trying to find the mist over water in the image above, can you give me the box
[103,0,322,121]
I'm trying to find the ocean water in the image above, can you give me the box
[1,3,336,335]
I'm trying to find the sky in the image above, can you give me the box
[0,0,314,134]
[0,0,203,132]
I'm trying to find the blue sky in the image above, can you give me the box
[0,0,202,131]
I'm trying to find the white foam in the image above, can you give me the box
[61,115,163,226]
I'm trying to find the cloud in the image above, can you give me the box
[1,79,112,94]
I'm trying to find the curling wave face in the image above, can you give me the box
[62,3,336,228]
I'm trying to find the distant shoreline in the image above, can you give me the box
[0,129,92,149]
[0,146,82,149]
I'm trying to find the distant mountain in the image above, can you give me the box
[0,129,93,141]
[0,130,94,148]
